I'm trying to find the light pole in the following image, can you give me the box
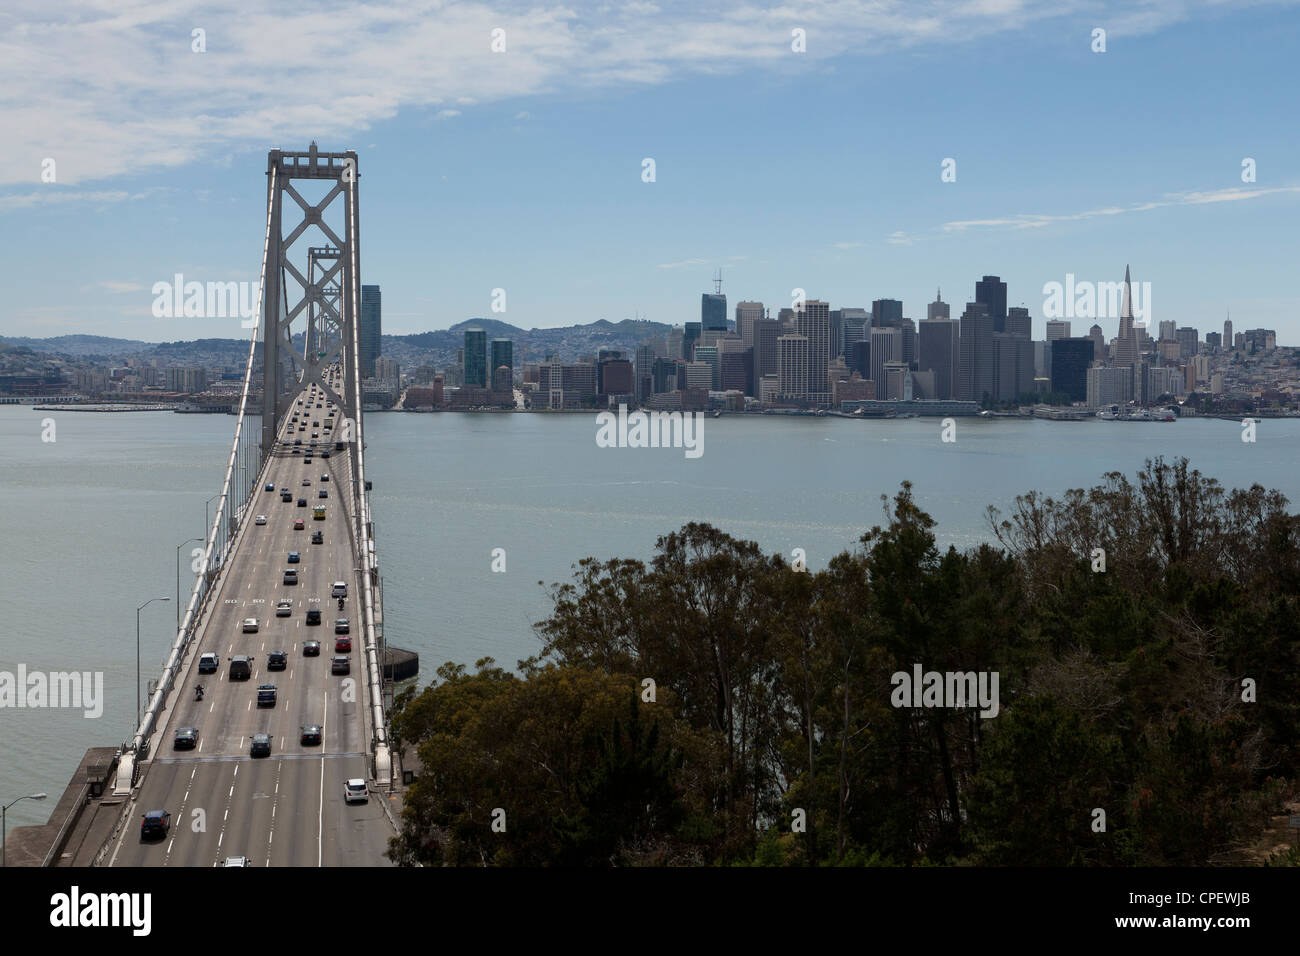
[176,538,203,629]
[136,597,170,729]
[3,793,47,867]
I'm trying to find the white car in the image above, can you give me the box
[275,600,293,617]
[255,514,267,525]
[344,779,367,804]
[241,618,259,633]
[331,581,348,598]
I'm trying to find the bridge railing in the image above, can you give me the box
[114,166,279,794]
[344,173,392,786]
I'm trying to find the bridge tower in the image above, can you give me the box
[261,144,361,459]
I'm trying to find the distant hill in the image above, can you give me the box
[4,317,678,367]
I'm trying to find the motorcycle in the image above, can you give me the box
[337,597,345,611]
[195,685,205,702]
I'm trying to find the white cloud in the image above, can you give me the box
[941,185,1300,234]
[98,281,146,293]
[656,257,710,269]
[435,109,462,119]
[0,0,1260,188]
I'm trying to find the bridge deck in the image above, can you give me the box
[107,383,396,866]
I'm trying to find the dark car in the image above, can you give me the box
[173,727,198,750]
[331,656,350,675]
[141,810,171,839]
[310,530,323,545]
[294,439,302,446]
[305,609,321,625]
[320,474,329,483]
[198,652,219,674]
[303,640,321,656]
[318,489,328,499]
[287,550,300,564]
[228,655,252,680]
[334,619,350,635]
[256,684,277,707]
[297,497,307,507]
[250,733,271,757]
[283,569,298,585]
[265,482,275,492]
[267,650,287,671]
[322,450,331,458]
[304,456,313,463]
[300,724,322,746]
[281,491,293,502]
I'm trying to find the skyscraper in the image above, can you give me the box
[975,276,1007,333]
[1005,306,1031,339]
[839,307,869,355]
[927,289,949,321]
[918,318,960,400]
[683,321,702,361]
[735,301,764,347]
[1113,265,1140,368]
[702,274,727,331]
[872,299,903,327]
[1045,319,1071,341]
[796,300,832,405]
[870,327,902,400]
[463,328,487,387]
[752,317,782,396]
[1090,324,1107,362]
[491,338,514,382]
[777,334,809,401]
[1176,327,1199,359]
[360,285,381,378]
[1224,315,1233,349]
[958,302,994,403]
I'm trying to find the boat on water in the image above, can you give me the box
[1096,404,1176,422]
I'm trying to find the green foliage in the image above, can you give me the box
[388,457,1300,867]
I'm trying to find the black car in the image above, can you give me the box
[331,656,350,675]
[305,609,321,625]
[250,733,271,757]
[173,727,198,750]
[321,450,331,458]
[318,489,328,499]
[303,640,321,656]
[267,650,287,671]
[281,491,293,502]
[283,569,298,585]
[334,619,350,635]
[265,482,275,492]
[141,810,171,839]
[300,724,323,746]
[304,457,313,464]
[310,531,323,545]
[297,497,307,507]
[256,684,277,707]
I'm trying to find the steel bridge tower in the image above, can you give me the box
[261,144,361,458]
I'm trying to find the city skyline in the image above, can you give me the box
[3,3,1299,342]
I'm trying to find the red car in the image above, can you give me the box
[293,519,305,530]
[335,635,352,653]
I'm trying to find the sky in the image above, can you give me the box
[2,0,1299,345]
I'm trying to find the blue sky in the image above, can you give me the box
[2,0,1299,344]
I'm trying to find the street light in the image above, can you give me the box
[3,793,47,867]
[136,597,170,730]
[176,538,203,629]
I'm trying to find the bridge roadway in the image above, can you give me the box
[109,379,395,866]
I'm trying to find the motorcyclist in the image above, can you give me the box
[195,685,204,701]
[338,596,345,610]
